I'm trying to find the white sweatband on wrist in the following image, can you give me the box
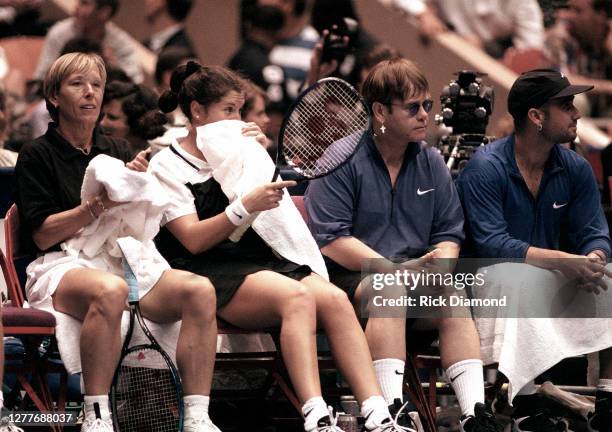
[225,199,251,226]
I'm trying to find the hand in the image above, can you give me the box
[306,29,342,87]
[398,249,439,272]
[417,8,447,41]
[126,149,151,172]
[97,188,120,210]
[557,254,612,294]
[241,180,297,213]
[241,122,268,148]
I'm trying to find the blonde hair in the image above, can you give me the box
[361,58,428,110]
[43,52,107,122]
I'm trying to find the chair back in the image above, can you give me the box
[3,204,27,306]
[291,195,308,223]
[0,166,15,218]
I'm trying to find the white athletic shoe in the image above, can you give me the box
[183,414,222,432]
[0,416,24,432]
[81,417,113,432]
[307,407,346,432]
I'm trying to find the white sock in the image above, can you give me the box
[445,359,484,417]
[598,379,612,393]
[361,395,392,430]
[83,395,111,422]
[517,381,537,396]
[184,395,210,421]
[373,358,405,405]
[302,396,329,431]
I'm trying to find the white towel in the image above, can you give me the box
[473,263,612,402]
[196,120,328,279]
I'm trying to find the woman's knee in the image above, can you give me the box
[317,285,353,317]
[179,275,217,317]
[91,277,128,318]
[282,283,316,318]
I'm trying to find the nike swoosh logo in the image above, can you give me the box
[417,188,434,196]
[303,407,314,418]
[232,210,243,219]
[394,370,404,375]
[450,370,465,383]
[553,202,567,209]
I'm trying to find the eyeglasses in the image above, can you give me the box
[386,99,434,117]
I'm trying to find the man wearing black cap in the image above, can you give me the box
[457,69,612,431]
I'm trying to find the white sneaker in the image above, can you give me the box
[307,406,346,432]
[183,414,222,432]
[364,401,417,432]
[81,417,113,432]
[0,416,24,432]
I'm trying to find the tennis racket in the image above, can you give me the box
[110,258,184,432]
[229,77,371,241]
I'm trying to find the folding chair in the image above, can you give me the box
[2,204,68,431]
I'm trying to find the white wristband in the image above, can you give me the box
[225,199,251,226]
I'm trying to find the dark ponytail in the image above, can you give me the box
[158,61,245,120]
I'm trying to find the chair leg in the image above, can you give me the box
[404,356,437,432]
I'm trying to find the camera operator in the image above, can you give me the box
[307,0,377,87]
[457,69,612,431]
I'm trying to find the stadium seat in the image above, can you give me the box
[1,205,67,431]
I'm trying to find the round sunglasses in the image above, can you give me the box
[386,99,434,117]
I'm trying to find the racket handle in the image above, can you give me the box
[122,258,139,304]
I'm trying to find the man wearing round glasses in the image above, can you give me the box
[306,59,499,431]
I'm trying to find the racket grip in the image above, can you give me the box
[122,259,139,304]
[228,212,259,242]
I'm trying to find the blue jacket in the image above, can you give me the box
[457,134,611,258]
[305,132,464,261]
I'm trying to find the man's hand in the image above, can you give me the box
[557,253,612,294]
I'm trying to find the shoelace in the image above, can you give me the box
[316,406,344,432]
[0,417,24,432]
[387,401,418,432]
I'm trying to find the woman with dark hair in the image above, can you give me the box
[100,81,169,156]
[149,61,410,432]
[15,53,220,432]
[242,81,272,149]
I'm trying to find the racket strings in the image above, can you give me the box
[114,348,180,432]
[283,81,369,177]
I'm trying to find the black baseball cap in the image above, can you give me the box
[507,68,593,118]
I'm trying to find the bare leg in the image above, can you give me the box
[53,268,128,395]
[300,274,382,403]
[218,271,321,403]
[139,269,217,395]
[353,280,407,361]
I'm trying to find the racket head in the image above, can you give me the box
[276,77,371,181]
[110,310,184,432]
